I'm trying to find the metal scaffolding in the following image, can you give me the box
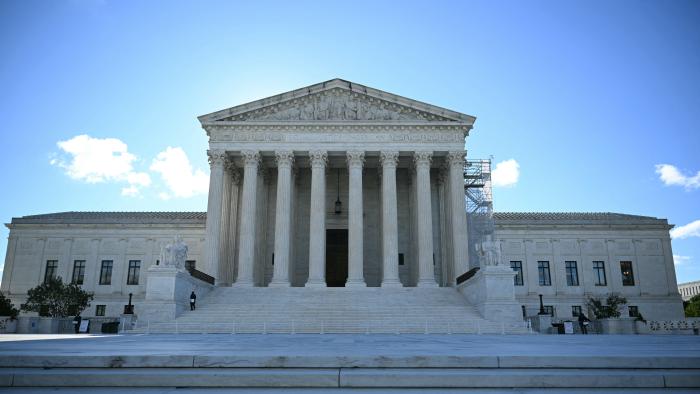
[464,159,494,269]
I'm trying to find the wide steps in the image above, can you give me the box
[133,287,528,334]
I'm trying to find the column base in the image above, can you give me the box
[268,281,291,287]
[345,279,367,287]
[381,279,403,288]
[305,280,327,288]
[416,279,439,288]
[233,280,255,287]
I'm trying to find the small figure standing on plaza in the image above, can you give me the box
[578,312,590,334]
[72,314,81,334]
[190,291,196,311]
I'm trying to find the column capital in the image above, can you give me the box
[230,168,242,186]
[413,151,433,168]
[309,150,328,168]
[380,151,399,168]
[346,150,365,168]
[207,149,226,167]
[224,156,237,172]
[447,150,466,167]
[275,150,295,168]
[241,150,261,167]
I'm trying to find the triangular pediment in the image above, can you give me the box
[198,79,475,124]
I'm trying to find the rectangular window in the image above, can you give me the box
[95,305,106,317]
[72,260,86,285]
[565,261,579,286]
[510,261,523,286]
[593,261,607,286]
[538,261,551,286]
[572,306,582,317]
[398,253,405,266]
[521,305,527,319]
[99,260,113,285]
[185,260,196,271]
[620,261,635,286]
[628,306,639,318]
[544,305,554,316]
[126,260,140,285]
[44,260,58,283]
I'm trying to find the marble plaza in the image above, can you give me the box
[0,79,685,332]
[0,333,699,390]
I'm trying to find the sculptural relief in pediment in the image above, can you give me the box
[220,88,455,122]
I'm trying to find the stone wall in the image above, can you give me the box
[494,214,684,321]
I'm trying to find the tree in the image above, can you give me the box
[685,294,700,317]
[20,277,94,318]
[587,294,628,319]
[0,291,19,319]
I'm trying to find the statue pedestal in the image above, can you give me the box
[457,265,521,321]
[119,314,137,332]
[141,266,214,322]
[531,314,552,334]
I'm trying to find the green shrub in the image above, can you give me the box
[587,294,627,319]
[20,277,94,318]
[0,291,19,319]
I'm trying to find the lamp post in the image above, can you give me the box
[538,294,546,315]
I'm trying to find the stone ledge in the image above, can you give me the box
[1,367,699,388]
[2,354,700,369]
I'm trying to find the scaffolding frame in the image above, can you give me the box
[464,159,494,269]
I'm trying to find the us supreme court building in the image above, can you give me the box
[1,79,685,330]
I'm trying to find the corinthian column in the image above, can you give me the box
[306,150,328,287]
[217,157,234,286]
[346,150,366,287]
[415,151,437,287]
[380,150,402,287]
[204,149,226,281]
[270,151,294,287]
[447,151,470,279]
[236,150,260,287]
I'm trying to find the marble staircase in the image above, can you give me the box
[132,286,529,334]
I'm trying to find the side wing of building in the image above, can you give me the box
[1,212,206,318]
[494,212,685,321]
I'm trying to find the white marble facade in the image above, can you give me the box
[0,79,686,321]
[198,79,474,289]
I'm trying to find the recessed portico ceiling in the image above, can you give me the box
[198,78,476,125]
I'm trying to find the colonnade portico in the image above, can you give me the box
[198,79,476,289]
[203,148,469,289]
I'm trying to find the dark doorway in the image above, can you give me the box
[325,229,348,287]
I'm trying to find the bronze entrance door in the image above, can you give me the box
[325,229,348,287]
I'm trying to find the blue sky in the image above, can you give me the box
[1,0,699,283]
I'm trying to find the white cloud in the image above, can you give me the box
[150,147,209,199]
[671,219,700,240]
[655,164,700,190]
[673,255,692,266]
[52,134,151,196]
[491,159,520,187]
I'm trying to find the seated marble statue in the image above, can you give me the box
[159,235,188,270]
